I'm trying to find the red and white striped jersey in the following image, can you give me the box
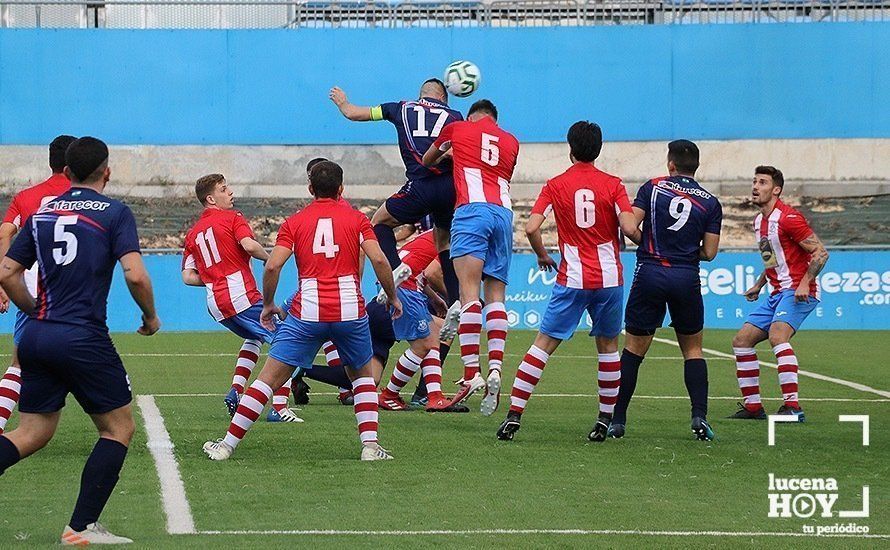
[398,230,439,292]
[433,116,519,210]
[182,208,262,322]
[754,200,818,297]
[2,173,71,296]
[276,198,376,322]
[532,163,632,289]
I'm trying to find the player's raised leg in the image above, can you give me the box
[204,358,295,460]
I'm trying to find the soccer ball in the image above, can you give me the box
[444,60,481,98]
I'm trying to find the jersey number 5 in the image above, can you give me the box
[313,218,340,258]
[53,215,78,266]
[481,133,499,166]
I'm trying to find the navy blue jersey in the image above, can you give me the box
[375,97,463,182]
[6,187,141,329]
[634,176,722,269]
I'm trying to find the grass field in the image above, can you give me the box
[0,329,887,548]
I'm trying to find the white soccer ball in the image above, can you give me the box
[444,60,481,98]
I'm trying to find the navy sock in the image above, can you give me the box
[373,224,401,270]
[684,358,709,419]
[439,341,451,362]
[305,365,352,389]
[0,436,21,476]
[69,438,128,532]
[612,350,644,425]
[438,250,460,305]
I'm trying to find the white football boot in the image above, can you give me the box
[376,264,413,304]
[480,369,501,417]
[360,443,394,461]
[61,522,133,545]
[439,300,462,341]
[452,372,487,404]
[202,439,234,461]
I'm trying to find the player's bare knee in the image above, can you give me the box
[371,205,397,226]
[768,327,791,347]
[732,331,753,349]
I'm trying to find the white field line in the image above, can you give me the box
[136,395,197,535]
[195,528,888,539]
[652,336,890,399]
[0,352,732,361]
[149,392,889,402]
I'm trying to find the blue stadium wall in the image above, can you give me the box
[0,251,887,334]
[1,22,889,144]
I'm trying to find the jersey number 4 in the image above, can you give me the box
[313,218,340,258]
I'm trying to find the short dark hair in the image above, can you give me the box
[306,157,328,174]
[667,139,700,175]
[421,78,447,98]
[468,99,498,121]
[65,136,109,183]
[567,121,603,163]
[755,165,784,188]
[309,161,343,199]
[49,135,77,173]
[195,173,225,205]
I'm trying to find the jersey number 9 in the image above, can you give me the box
[667,196,691,231]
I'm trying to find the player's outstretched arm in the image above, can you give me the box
[525,213,557,272]
[261,245,292,329]
[329,87,373,121]
[239,237,270,263]
[362,239,402,319]
[120,252,161,335]
[0,257,35,314]
[618,211,642,245]
[0,223,18,313]
[699,232,721,262]
[421,143,448,168]
[181,268,203,287]
[795,232,829,302]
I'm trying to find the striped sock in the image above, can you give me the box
[231,340,261,394]
[458,301,483,380]
[483,302,508,373]
[420,349,444,399]
[352,377,379,444]
[223,379,273,449]
[734,347,762,410]
[384,350,422,396]
[323,340,342,368]
[272,378,292,412]
[0,366,22,434]
[597,352,621,416]
[773,343,800,408]
[509,345,550,415]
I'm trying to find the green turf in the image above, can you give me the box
[0,329,886,548]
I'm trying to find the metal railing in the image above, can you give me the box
[0,0,887,28]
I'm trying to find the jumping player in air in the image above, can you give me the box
[497,121,641,441]
[728,166,828,422]
[422,99,520,414]
[0,137,160,544]
[329,80,464,318]
[182,173,301,423]
[611,140,722,441]
[203,161,402,462]
[0,135,76,435]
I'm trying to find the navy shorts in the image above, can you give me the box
[385,174,455,230]
[17,322,132,415]
[366,300,396,365]
[625,263,704,336]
